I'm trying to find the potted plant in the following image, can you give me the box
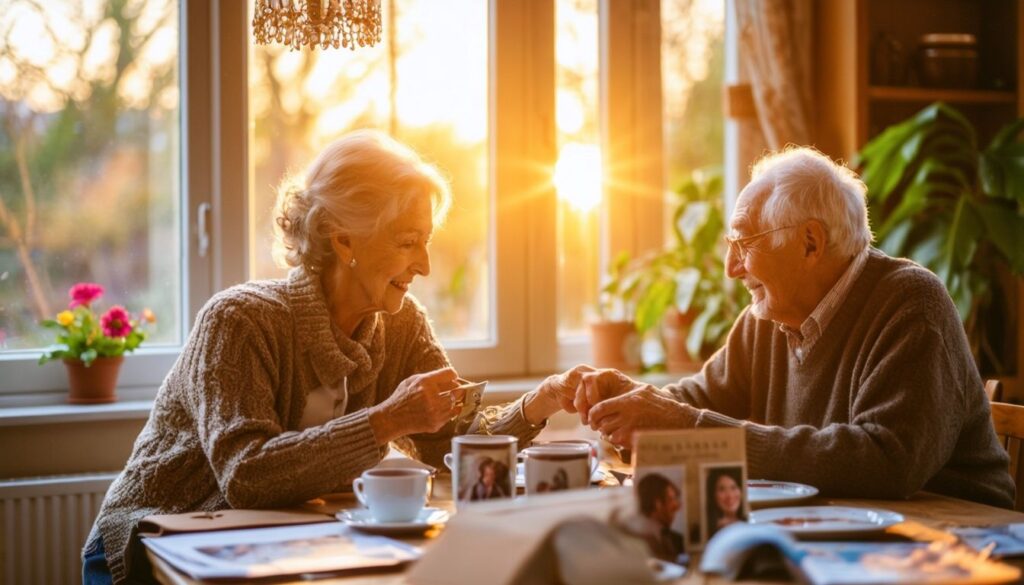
[625,169,749,372]
[590,251,642,371]
[856,102,1024,373]
[38,283,155,403]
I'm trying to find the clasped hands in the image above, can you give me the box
[537,365,700,448]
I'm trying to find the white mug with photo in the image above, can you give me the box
[352,467,432,523]
[444,435,517,509]
[521,443,596,495]
[699,462,749,544]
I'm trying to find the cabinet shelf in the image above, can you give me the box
[868,86,1017,105]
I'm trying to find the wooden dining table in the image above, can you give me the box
[148,474,1024,585]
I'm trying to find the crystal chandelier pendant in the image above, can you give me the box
[252,0,383,51]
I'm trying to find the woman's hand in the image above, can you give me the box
[522,365,596,425]
[368,367,462,444]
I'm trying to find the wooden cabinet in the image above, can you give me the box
[814,0,1024,397]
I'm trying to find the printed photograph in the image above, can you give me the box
[625,466,687,564]
[457,449,514,503]
[700,463,748,543]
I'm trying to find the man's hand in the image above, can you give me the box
[574,368,643,425]
[587,386,700,447]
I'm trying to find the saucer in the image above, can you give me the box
[336,507,450,535]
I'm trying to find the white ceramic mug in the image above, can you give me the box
[444,435,517,509]
[521,443,597,494]
[352,468,431,523]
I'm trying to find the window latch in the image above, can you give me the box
[197,202,212,258]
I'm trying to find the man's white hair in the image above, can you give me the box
[747,147,873,259]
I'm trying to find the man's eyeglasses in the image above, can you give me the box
[724,225,797,262]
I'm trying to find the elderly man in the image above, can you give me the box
[571,147,1013,508]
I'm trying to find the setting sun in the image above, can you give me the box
[553,142,602,213]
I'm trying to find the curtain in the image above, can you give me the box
[735,0,813,149]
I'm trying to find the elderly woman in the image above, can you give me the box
[83,130,575,584]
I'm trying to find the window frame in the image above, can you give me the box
[0,0,217,399]
[1,0,724,398]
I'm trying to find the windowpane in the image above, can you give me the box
[0,0,182,352]
[662,0,726,190]
[248,0,490,342]
[555,0,600,338]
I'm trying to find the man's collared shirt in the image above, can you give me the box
[780,247,870,364]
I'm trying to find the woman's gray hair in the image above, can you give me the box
[273,129,452,273]
[748,147,873,259]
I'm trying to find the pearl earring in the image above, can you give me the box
[349,258,357,268]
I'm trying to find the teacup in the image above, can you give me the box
[352,468,431,523]
[444,435,517,509]
[521,443,597,494]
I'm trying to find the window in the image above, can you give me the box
[554,0,601,340]
[662,0,726,189]
[0,0,190,396]
[0,1,730,396]
[248,0,491,343]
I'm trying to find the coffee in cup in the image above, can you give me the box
[522,443,596,495]
[352,468,431,523]
[444,435,517,509]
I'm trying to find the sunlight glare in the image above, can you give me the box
[553,143,602,212]
[556,89,585,135]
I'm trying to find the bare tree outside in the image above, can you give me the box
[0,0,181,351]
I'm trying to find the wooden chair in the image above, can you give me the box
[990,381,1024,510]
[986,379,1004,402]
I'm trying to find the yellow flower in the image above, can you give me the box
[142,308,157,324]
[56,311,74,327]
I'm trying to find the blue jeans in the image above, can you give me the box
[82,536,113,585]
[82,535,157,585]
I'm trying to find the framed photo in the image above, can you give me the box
[628,465,687,564]
[699,462,749,544]
[633,428,746,551]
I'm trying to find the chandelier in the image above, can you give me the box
[252,0,383,51]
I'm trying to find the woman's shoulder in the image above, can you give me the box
[196,278,292,329]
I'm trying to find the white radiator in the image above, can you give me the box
[0,473,116,585]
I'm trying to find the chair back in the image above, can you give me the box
[986,379,1004,402]
[990,389,1024,510]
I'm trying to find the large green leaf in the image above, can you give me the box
[686,295,721,359]
[635,278,675,334]
[974,201,1024,273]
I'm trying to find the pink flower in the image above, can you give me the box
[101,305,133,337]
[69,283,104,308]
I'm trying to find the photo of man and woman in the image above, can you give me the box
[458,453,513,502]
[627,467,687,564]
[701,464,748,542]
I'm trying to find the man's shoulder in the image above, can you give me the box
[856,250,947,308]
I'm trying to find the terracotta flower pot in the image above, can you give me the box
[63,356,123,404]
[662,308,704,374]
[589,321,641,371]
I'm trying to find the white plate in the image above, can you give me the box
[335,507,450,535]
[749,506,904,539]
[747,479,819,508]
[648,558,687,581]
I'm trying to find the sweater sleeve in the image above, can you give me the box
[695,312,966,500]
[661,309,755,419]
[392,305,544,467]
[180,297,382,509]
